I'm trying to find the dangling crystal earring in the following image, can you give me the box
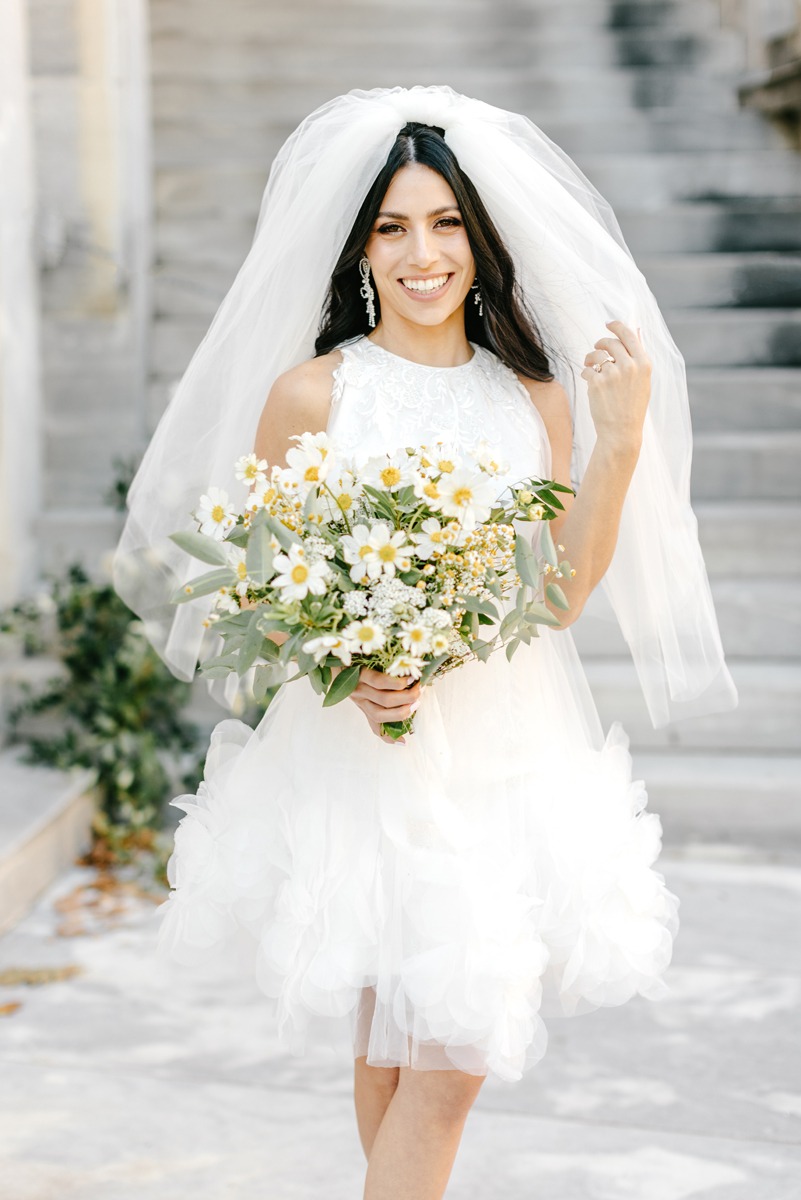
[471,277,484,317]
[359,255,376,328]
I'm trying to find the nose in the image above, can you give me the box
[407,225,438,270]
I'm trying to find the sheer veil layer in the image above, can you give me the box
[112,85,737,727]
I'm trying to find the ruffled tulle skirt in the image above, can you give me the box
[155,626,679,1083]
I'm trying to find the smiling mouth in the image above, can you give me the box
[399,274,452,296]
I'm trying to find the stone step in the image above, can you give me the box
[152,151,801,229]
[572,577,801,660]
[664,309,801,366]
[618,201,801,254]
[585,658,801,751]
[642,253,801,309]
[151,0,728,37]
[690,430,801,499]
[149,26,745,73]
[694,501,801,576]
[0,748,96,933]
[632,752,801,852]
[687,368,801,431]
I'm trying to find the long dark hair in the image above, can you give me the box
[315,123,553,382]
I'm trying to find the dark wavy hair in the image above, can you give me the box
[314,123,553,382]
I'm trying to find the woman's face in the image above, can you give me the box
[363,163,476,331]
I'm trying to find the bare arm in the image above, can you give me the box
[521,320,651,627]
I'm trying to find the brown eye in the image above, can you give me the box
[377,223,403,234]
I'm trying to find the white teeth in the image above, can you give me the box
[401,275,449,293]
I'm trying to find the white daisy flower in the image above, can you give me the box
[226,545,250,597]
[195,487,237,539]
[428,442,463,475]
[320,471,363,521]
[362,451,414,493]
[345,619,387,654]
[399,621,432,655]
[272,544,330,601]
[411,517,450,560]
[437,468,498,533]
[213,587,240,614]
[302,634,353,666]
[386,653,424,679]
[473,440,509,476]
[412,472,444,510]
[341,523,375,583]
[366,522,414,579]
[234,453,268,488]
[286,431,332,487]
[429,630,451,655]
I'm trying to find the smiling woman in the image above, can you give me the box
[114,85,737,1200]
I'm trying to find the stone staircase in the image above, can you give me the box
[39,0,801,850]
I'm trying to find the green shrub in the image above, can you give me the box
[2,564,203,846]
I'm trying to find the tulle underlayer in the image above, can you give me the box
[156,629,680,1083]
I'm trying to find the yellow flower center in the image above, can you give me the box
[423,482,440,500]
[236,562,248,579]
[291,563,309,584]
[430,529,443,542]
[337,493,353,511]
[361,627,376,643]
[261,487,276,504]
[409,628,425,643]
[211,504,225,522]
[380,466,402,488]
[304,466,320,482]
[378,544,397,562]
[452,487,472,507]
[437,459,455,473]
[359,544,372,559]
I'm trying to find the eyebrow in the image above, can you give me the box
[376,206,461,220]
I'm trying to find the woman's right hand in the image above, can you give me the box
[340,665,421,745]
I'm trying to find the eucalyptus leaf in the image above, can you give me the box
[246,523,275,586]
[522,602,562,628]
[169,530,231,567]
[540,522,558,569]
[505,638,520,663]
[499,610,519,640]
[252,662,285,702]
[170,567,237,604]
[545,582,570,611]
[308,665,326,695]
[237,613,268,676]
[322,663,362,707]
[457,594,499,620]
[515,534,541,588]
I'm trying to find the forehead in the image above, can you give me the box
[379,163,458,213]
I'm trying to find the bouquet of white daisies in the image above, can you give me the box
[170,433,574,739]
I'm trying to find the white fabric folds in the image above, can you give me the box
[112,84,737,727]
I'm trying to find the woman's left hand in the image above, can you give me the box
[580,320,651,456]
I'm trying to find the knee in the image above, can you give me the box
[398,1067,485,1127]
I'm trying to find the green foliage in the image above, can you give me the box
[2,564,202,837]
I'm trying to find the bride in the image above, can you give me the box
[113,86,737,1200]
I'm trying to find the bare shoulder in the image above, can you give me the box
[255,350,342,464]
[266,350,343,425]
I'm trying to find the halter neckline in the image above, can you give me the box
[358,336,479,373]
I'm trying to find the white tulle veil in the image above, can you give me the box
[112,84,737,728]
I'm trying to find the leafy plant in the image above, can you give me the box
[2,565,203,856]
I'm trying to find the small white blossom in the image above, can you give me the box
[286,432,332,487]
[411,517,450,560]
[272,544,330,601]
[302,634,353,666]
[386,653,424,679]
[437,468,498,533]
[399,622,431,655]
[195,487,237,539]
[362,451,414,493]
[235,453,268,487]
[342,591,369,618]
[345,619,387,654]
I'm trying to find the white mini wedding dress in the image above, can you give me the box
[155,334,680,1083]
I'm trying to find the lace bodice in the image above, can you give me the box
[326,336,551,488]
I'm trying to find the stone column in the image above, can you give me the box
[0,0,43,605]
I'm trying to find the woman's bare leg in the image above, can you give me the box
[354,1055,400,1158]
[362,1063,486,1200]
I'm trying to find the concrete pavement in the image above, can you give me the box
[0,846,799,1199]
